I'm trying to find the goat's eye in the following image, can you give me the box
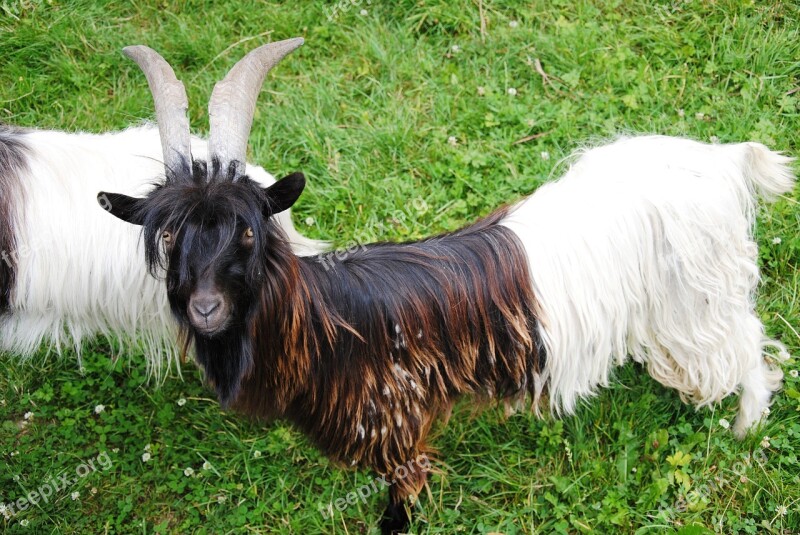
[242,227,255,246]
[162,231,172,244]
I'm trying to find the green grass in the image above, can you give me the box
[1,0,799,533]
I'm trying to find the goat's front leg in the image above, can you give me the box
[378,453,431,535]
[380,483,412,535]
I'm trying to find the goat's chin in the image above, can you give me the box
[189,318,232,338]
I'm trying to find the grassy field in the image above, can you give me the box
[1,0,799,533]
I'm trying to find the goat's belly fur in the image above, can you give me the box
[0,125,326,375]
[501,135,795,437]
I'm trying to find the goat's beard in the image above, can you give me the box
[169,286,261,406]
[192,322,254,407]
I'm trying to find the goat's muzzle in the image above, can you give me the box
[188,290,230,336]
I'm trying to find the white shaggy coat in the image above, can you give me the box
[502,136,795,437]
[1,124,326,375]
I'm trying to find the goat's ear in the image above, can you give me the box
[97,192,146,225]
[263,172,305,216]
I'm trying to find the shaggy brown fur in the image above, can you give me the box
[232,206,546,516]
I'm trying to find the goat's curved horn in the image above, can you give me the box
[207,37,304,180]
[123,45,193,180]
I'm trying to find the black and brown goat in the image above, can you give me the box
[98,38,794,533]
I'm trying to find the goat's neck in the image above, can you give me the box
[228,243,327,418]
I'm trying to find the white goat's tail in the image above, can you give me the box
[740,142,796,201]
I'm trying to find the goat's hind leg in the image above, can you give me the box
[645,304,785,439]
[733,339,786,439]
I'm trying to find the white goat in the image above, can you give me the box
[503,135,795,437]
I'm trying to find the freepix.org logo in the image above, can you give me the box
[1,450,113,519]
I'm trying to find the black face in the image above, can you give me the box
[98,171,305,337]
[163,205,254,337]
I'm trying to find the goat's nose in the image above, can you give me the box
[192,296,222,319]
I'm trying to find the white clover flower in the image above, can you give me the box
[184,467,194,477]
[540,151,550,161]
[94,404,105,414]
[772,237,782,245]
[776,504,788,516]
[20,519,29,526]
[91,487,98,495]
[447,136,458,146]
[203,461,212,470]
[677,109,685,117]
[477,86,486,96]
[253,450,262,459]
[142,452,151,462]
[790,369,798,378]
[217,495,226,504]
[71,491,80,501]
[509,20,519,28]
[177,398,187,407]
[719,418,730,429]
[13,473,20,480]
[762,407,771,418]
[23,411,33,420]
[761,436,771,449]
[305,216,315,226]
[507,87,518,96]
[359,9,368,16]
[144,444,151,452]
[451,44,460,53]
